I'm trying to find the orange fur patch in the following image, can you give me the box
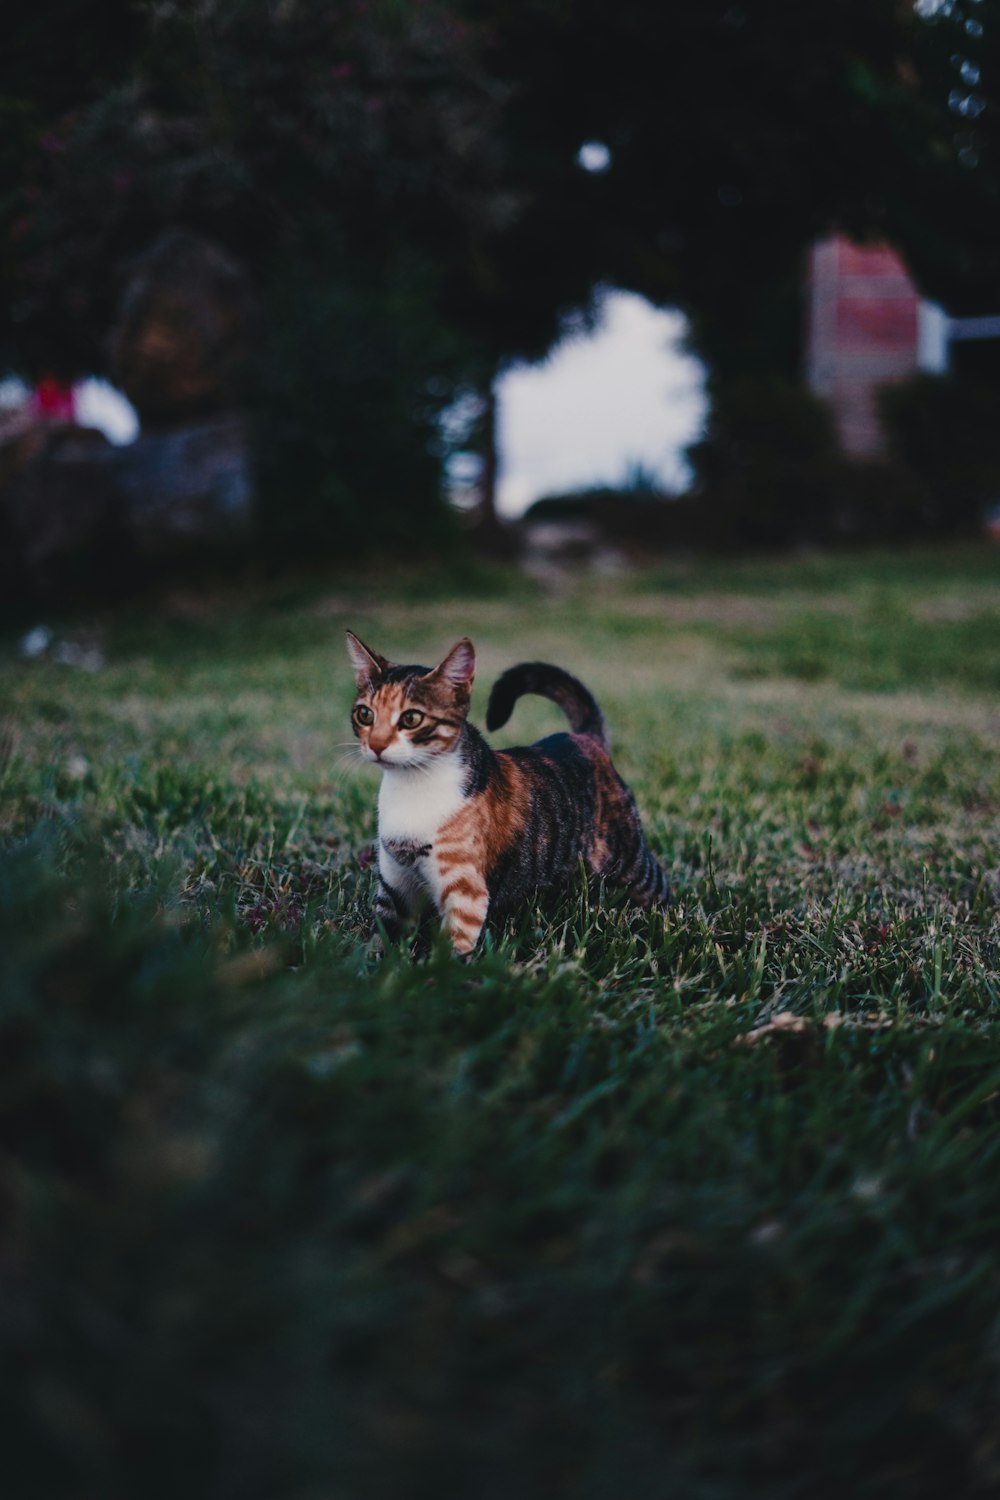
[435,755,532,883]
[441,875,484,902]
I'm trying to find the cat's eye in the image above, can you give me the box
[399,709,425,730]
[354,704,375,725]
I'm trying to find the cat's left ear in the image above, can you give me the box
[345,630,391,688]
[425,637,476,697]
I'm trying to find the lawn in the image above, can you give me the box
[2,545,999,1499]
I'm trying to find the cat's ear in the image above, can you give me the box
[425,637,476,697]
[345,631,390,688]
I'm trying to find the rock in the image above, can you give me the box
[0,413,251,603]
[114,413,251,560]
[1,230,258,604]
[110,230,257,429]
[2,423,120,598]
[0,407,53,493]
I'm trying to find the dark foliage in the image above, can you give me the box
[250,255,459,556]
[894,0,1000,316]
[1,1,499,548]
[685,379,842,548]
[880,374,1000,537]
[524,488,710,553]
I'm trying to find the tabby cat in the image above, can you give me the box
[346,631,670,954]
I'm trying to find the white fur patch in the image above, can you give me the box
[377,752,466,841]
[377,753,468,911]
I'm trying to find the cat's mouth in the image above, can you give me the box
[367,747,432,770]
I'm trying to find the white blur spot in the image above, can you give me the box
[0,374,138,441]
[851,1176,884,1204]
[577,141,612,174]
[495,291,707,519]
[74,378,139,444]
[20,625,53,658]
[446,450,483,511]
[0,376,29,410]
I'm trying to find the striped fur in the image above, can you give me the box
[346,631,670,955]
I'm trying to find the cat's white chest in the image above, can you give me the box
[377,755,467,846]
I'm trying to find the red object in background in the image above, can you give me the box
[807,237,922,457]
[31,374,77,423]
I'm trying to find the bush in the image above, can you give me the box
[879,373,1000,537]
[250,261,457,559]
[524,489,710,551]
[826,458,929,545]
[525,369,1000,557]
[686,378,843,548]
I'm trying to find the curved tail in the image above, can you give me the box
[486,662,608,747]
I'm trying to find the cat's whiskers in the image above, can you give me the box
[330,746,369,784]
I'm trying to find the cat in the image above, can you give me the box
[346,630,670,955]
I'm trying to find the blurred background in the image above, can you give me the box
[2,0,999,606]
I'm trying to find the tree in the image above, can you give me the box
[430,0,936,517]
[1,2,509,548]
[889,2,1000,310]
[5,1,992,552]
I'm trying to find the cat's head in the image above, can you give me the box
[345,632,475,769]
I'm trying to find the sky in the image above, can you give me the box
[495,290,707,518]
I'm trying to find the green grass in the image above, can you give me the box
[2,546,999,1499]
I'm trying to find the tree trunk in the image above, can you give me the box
[479,379,499,528]
[470,376,517,556]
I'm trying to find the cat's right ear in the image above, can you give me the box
[345,631,390,689]
[425,637,476,698]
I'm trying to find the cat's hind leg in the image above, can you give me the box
[595,826,671,910]
[624,841,672,909]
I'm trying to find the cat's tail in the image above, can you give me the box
[486,662,608,747]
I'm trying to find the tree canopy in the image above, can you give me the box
[2,0,996,544]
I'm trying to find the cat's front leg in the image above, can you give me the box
[371,844,422,946]
[434,858,489,956]
[371,875,406,945]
